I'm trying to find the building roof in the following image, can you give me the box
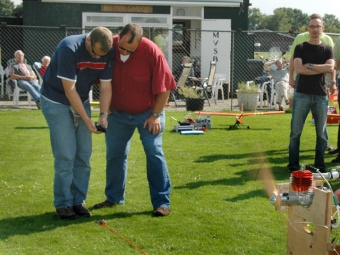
[41,0,243,7]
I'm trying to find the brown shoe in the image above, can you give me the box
[93,200,117,209]
[56,206,78,220]
[73,203,91,217]
[153,206,170,216]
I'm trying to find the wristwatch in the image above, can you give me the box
[331,80,337,84]
[100,112,108,116]
[308,63,313,69]
[152,112,161,118]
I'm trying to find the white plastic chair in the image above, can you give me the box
[6,59,32,107]
[211,73,227,104]
[262,79,276,109]
[260,80,272,108]
[246,80,272,109]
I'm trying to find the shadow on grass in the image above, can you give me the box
[15,126,49,130]
[175,149,318,202]
[224,189,266,203]
[0,210,151,240]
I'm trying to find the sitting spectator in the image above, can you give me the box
[39,56,50,77]
[8,50,41,108]
[173,56,194,82]
[264,58,290,111]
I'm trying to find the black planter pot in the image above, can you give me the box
[185,98,205,111]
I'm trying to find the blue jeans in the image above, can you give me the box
[17,79,41,102]
[288,92,328,170]
[41,96,92,208]
[104,108,171,210]
[295,74,330,146]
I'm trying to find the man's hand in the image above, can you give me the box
[9,74,18,80]
[95,114,108,133]
[144,115,161,135]
[289,77,296,88]
[329,83,337,94]
[84,118,101,134]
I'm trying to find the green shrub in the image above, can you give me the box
[178,86,201,98]
[237,82,260,93]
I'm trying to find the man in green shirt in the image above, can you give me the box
[330,36,340,162]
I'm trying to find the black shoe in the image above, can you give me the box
[287,167,299,173]
[73,203,91,218]
[93,200,117,209]
[331,155,340,163]
[56,206,78,220]
[329,148,339,154]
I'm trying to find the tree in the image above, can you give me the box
[248,8,266,30]
[247,7,340,33]
[323,14,340,33]
[13,2,22,14]
[0,0,15,16]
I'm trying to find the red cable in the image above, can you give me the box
[98,219,148,255]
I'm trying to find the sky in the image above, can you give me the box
[250,0,339,18]
[12,0,22,6]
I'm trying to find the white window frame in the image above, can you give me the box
[82,12,173,65]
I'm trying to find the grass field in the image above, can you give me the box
[1,108,340,255]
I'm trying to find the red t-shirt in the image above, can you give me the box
[39,66,46,77]
[110,36,176,114]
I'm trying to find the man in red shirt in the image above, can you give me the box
[94,23,176,216]
[39,56,50,77]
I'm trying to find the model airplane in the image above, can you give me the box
[194,107,284,129]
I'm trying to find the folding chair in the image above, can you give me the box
[171,62,193,107]
[189,61,216,107]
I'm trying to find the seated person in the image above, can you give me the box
[264,58,290,111]
[39,56,50,77]
[173,56,195,82]
[8,50,41,108]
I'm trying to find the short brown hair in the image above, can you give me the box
[89,27,113,53]
[308,13,323,25]
[119,23,143,44]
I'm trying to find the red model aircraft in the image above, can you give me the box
[194,108,285,129]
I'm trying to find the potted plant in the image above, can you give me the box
[178,86,205,111]
[236,82,261,111]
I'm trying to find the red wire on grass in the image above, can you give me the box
[98,219,148,255]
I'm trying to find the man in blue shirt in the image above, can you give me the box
[40,27,114,220]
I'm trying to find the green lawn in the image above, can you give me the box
[1,109,340,255]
